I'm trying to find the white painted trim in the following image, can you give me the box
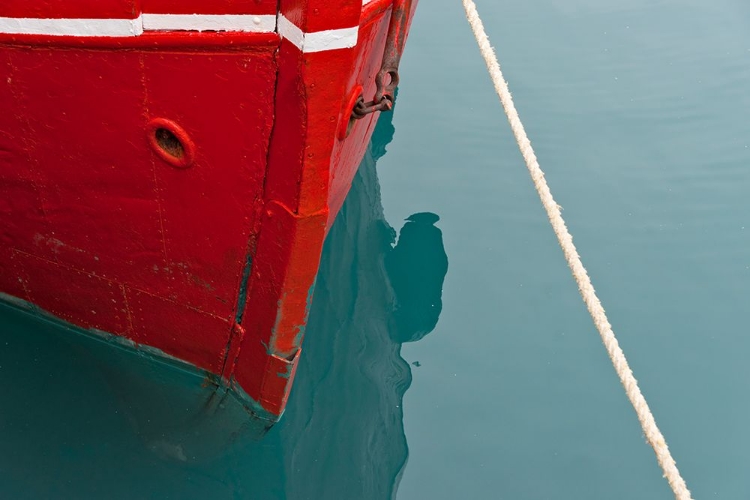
[0,13,361,53]
[276,14,304,50]
[142,14,276,33]
[305,26,358,53]
[0,16,143,37]
[277,14,358,53]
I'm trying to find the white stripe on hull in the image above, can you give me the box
[277,14,359,53]
[142,14,276,33]
[0,13,361,53]
[0,16,143,37]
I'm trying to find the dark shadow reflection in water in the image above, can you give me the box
[387,212,448,344]
[0,110,448,500]
[278,113,448,499]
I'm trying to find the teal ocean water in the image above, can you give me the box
[3,0,750,498]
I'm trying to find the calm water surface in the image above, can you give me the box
[2,0,750,498]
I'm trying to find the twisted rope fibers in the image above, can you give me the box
[460,2,692,498]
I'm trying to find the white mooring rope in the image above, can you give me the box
[460,1,692,498]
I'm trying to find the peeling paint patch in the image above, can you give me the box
[234,254,253,324]
[33,233,86,255]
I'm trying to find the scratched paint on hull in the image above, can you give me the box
[0,112,431,499]
[0,0,420,419]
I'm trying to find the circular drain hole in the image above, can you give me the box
[154,127,184,160]
[146,118,195,168]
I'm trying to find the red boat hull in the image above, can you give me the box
[0,0,417,420]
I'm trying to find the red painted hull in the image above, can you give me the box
[0,0,417,421]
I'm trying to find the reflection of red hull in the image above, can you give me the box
[0,0,417,420]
